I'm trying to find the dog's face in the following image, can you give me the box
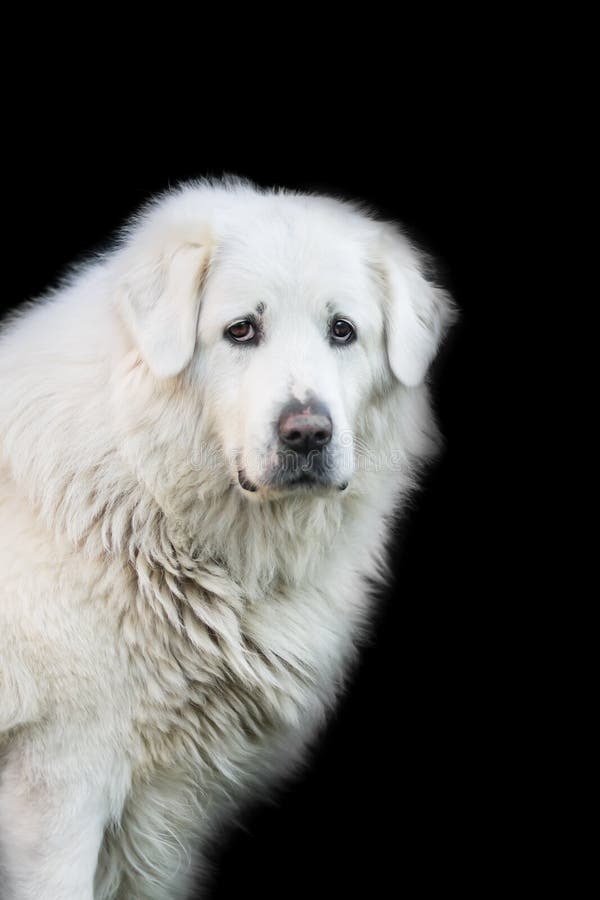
[117,185,454,498]
[196,216,387,495]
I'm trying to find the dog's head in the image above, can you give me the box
[115,181,454,499]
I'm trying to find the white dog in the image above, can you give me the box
[0,178,455,899]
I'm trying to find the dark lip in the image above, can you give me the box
[237,470,258,492]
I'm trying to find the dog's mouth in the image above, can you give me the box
[236,446,349,495]
[237,469,348,494]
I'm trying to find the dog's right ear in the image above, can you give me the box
[116,225,212,379]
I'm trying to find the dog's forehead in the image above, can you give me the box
[205,207,378,321]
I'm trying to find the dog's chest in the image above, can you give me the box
[121,564,353,781]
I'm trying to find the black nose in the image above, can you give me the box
[278,399,333,453]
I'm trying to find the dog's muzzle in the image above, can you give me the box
[237,398,348,493]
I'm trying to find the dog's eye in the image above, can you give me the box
[331,319,356,344]
[226,321,256,343]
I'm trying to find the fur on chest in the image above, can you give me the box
[116,549,361,779]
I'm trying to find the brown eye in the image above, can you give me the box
[331,319,356,343]
[227,320,256,343]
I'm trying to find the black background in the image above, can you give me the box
[2,103,512,896]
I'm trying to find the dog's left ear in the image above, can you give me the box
[375,226,456,387]
[117,231,212,379]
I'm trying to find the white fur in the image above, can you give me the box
[0,178,454,899]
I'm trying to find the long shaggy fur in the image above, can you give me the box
[0,178,454,899]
